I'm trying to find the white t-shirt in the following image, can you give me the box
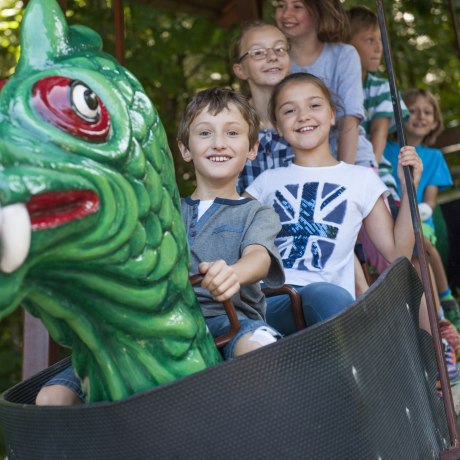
[246,162,388,296]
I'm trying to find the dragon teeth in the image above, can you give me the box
[0,203,31,273]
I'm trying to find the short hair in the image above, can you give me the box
[268,72,336,127]
[403,88,444,146]
[177,87,260,150]
[300,0,350,43]
[347,6,378,36]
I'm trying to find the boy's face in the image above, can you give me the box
[350,25,383,74]
[179,103,258,185]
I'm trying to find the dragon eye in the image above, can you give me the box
[32,76,110,143]
[71,82,100,122]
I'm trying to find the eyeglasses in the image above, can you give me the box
[237,44,290,63]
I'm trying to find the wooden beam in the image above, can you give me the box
[219,0,263,29]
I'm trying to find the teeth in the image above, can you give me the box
[0,203,31,273]
[299,126,314,132]
[209,156,230,162]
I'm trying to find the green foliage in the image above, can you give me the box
[0,0,23,77]
[345,0,460,128]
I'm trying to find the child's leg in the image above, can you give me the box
[297,283,354,325]
[424,238,450,293]
[35,366,85,406]
[233,326,279,356]
[354,253,369,297]
[266,283,354,335]
[36,384,83,406]
[422,237,460,328]
[206,316,281,359]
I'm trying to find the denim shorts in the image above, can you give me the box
[43,365,86,402]
[205,315,281,360]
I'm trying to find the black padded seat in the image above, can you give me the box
[0,258,450,459]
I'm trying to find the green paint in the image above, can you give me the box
[0,0,221,402]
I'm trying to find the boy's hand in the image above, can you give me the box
[199,260,240,302]
[397,146,423,189]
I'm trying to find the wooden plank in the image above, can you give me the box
[22,312,59,380]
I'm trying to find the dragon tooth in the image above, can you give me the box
[0,203,31,273]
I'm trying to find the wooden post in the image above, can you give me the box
[22,312,60,380]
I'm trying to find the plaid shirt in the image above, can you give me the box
[238,129,294,193]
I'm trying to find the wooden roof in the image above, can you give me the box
[135,0,264,28]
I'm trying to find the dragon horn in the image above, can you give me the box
[17,0,102,74]
[17,0,69,72]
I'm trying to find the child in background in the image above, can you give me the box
[232,21,292,193]
[348,7,460,378]
[274,0,376,168]
[245,73,423,335]
[232,20,370,296]
[35,88,286,405]
[347,5,409,210]
[384,89,460,331]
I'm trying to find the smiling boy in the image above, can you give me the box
[177,87,285,359]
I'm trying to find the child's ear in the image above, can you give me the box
[233,62,248,81]
[247,141,260,160]
[178,142,193,162]
[331,111,336,126]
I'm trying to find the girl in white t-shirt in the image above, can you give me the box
[245,73,423,334]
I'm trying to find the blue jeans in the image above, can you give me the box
[206,315,281,360]
[43,364,86,401]
[266,282,354,336]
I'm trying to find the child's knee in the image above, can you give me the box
[35,384,83,406]
[233,326,279,356]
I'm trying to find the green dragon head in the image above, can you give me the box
[0,0,220,402]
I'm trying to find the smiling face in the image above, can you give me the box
[274,80,335,158]
[404,95,439,145]
[179,104,258,189]
[233,25,290,90]
[274,0,316,41]
[350,25,383,76]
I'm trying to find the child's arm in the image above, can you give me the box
[199,244,271,302]
[422,185,438,211]
[337,115,359,164]
[364,146,423,261]
[370,118,391,164]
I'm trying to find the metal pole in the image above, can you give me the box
[447,0,460,59]
[375,0,460,452]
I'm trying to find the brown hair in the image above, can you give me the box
[347,6,378,37]
[268,72,336,126]
[403,88,444,146]
[296,0,351,42]
[177,87,260,149]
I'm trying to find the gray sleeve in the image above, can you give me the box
[335,45,365,120]
[241,204,285,288]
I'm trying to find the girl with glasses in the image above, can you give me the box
[232,21,293,193]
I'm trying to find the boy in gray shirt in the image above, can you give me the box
[177,87,285,359]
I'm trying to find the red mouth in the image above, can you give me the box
[26,190,99,230]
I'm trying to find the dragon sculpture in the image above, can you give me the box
[0,0,221,402]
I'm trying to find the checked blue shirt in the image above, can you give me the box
[237,129,294,194]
